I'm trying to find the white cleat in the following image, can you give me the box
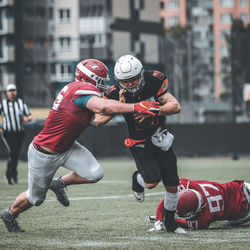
[148,221,165,232]
[133,191,145,203]
[174,227,187,234]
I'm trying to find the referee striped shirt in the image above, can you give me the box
[0,98,31,132]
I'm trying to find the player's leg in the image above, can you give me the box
[129,142,161,202]
[3,132,15,185]
[1,142,60,232]
[227,182,250,226]
[157,147,186,234]
[50,142,104,206]
[62,141,104,184]
[11,131,25,184]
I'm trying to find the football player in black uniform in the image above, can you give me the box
[94,55,185,234]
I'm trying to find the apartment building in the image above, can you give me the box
[0,0,164,106]
[214,0,250,100]
[160,0,250,102]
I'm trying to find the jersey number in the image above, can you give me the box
[199,184,224,213]
[52,86,69,110]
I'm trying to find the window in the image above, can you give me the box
[0,10,2,30]
[240,13,247,23]
[80,4,104,17]
[36,7,45,18]
[168,16,179,26]
[220,13,232,24]
[220,45,229,57]
[240,0,247,7]
[56,63,72,81]
[80,34,105,48]
[0,37,3,58]
[160,1,164,9]
[59,9,70,24]
[220,0,234,7]
[49,7,53,19]
[59,37,71,51]
[168,0,179,10]
[220,29,230,40]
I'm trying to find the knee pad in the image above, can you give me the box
[91,167,104,182]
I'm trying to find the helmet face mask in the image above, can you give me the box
[75,59,110,92]
[114,55,145,96]
[176,189,204,220]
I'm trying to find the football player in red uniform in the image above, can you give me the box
[148,178,250,231]
[94,55,185,234]
[1,59,160,232]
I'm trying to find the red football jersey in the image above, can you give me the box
[34,82,101,152]
[156,178,247,230]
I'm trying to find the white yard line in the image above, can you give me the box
[0,192,165,203]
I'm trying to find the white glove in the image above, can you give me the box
[147,221,165,232]
[151,127,174,151]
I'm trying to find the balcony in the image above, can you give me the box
[0,46,14,63]
[0,18,14,35]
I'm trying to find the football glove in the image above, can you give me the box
[133,101,160,116]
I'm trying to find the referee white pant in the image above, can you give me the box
[27,141,104,206]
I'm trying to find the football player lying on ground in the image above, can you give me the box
[1,59,160,233]
[148,178,250,231]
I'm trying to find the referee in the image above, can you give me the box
[0,84,32,185]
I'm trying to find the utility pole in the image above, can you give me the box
[230,31,239,160]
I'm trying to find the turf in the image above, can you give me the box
[0,157,250,249]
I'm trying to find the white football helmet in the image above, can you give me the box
[176,189,204,219]
[114,55,145,95]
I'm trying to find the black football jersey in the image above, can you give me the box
[104,70,169,140]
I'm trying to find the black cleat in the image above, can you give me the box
[1,208,25,232]
[132,171,145,203]
[49,177,69,207]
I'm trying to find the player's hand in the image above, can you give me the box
[133,101,160,116]
[119,89,126,103]
[133,113,152,123]
[0,128,3,134]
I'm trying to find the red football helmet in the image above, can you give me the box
[75,59,110,92]
[176,189,204,219]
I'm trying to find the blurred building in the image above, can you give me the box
[160,0,250,122]
[0,0,164,106]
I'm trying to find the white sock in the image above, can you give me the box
[137,173,146,188]
[164,191,179,211]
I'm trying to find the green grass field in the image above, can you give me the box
[0,157,250,250]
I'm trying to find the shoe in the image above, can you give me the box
[49,177,69,207]
[4,174,13,185]
[1,208,25,232]
[148,220,165,232]
[11,176,18,184]
[132,171,145,203]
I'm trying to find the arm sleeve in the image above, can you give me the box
[73,95,96,108]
